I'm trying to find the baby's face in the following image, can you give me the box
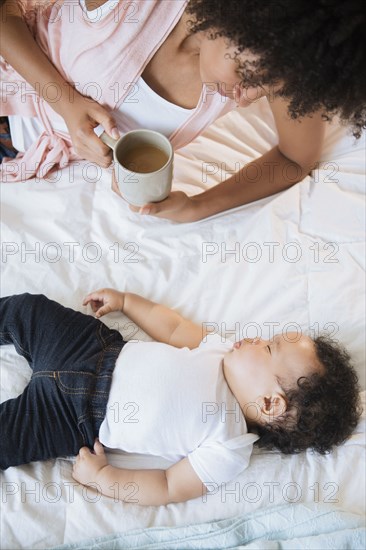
[222,333,321,424]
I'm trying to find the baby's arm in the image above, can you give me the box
[73,440,206,506]
[123,292,208,349]
[84,288,209,349]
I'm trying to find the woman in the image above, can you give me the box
[0,0,364,222]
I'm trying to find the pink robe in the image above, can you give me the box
[0,0,236,182]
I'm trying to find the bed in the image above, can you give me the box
[1,97,365,549]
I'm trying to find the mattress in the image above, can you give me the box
[1,97,365,548]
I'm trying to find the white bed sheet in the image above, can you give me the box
[1,97,365,548]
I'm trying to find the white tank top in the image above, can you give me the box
[9,0,195,152]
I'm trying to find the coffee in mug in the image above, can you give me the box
[99,128,174,207]
[119,145,169,174]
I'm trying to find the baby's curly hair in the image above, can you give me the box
[187,0,366,138]
[255,335,362,454]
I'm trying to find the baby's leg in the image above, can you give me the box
[0,293,107,372]
[0,293,125,468]
[0,293,86,468]
[0,378,83,469]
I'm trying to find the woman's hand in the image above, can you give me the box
[83,288,125,318]
[128,191,200,223]
[72,439,109,486]
[111,172,200,223]
[0,0,118,168]
[61,91,119,168]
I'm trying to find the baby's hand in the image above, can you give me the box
[72,439,109,487]
[83,288,125,317]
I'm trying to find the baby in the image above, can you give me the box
[0,290,361,506]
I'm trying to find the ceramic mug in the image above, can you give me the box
[100,128,174,207]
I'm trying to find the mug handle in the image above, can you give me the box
[100,131,118,150]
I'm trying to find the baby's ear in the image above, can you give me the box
[260,394,287,422]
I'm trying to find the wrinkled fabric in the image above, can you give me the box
[50,504,366,550]
[1,130,77,181]
[0,0,236,181]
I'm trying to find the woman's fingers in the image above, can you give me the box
[74,128,113,168]
[81,105,119,166]
[64,96,118,167]
[92,108,120,141]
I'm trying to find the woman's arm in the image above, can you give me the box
[83,288,208,349]
[0,0,117,166]
[0,0,74,115]
[132,97,327,222]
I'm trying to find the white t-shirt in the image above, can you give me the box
[99,333,259,491]
[8,0,194,153]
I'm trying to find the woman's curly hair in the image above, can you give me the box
[187,0,366,138]
[254,335,362,454]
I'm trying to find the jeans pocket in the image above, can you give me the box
[98,321,124,346]
[54,371,95,395]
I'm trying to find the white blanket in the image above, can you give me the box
[51,503,366,549]
[1,97,365,548]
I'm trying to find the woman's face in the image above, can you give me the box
[198,34,280,106]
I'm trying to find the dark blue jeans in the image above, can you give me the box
[0,116,18,162]
[0,293,126,469]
